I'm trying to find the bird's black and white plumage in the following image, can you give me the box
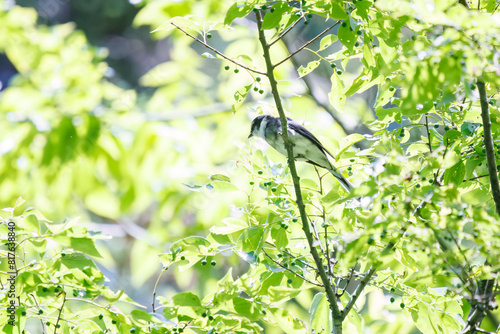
[248,115,354,193]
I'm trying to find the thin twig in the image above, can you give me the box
[274,21,341,68]
[54,290,66,334]
[268,13,305,46]
[171,23,267,76]
[340,266,376,319]
[263,249,323,287]
[152,266,169,313]
[29,293,46,334]
[266,242,319,272]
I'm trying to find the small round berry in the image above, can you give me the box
[254,87,259,91]
[130,328,136,333]
[330,63,336,68]
[211,260,216,266]
[201,259,208,266]
[277,253,283,258]
[259,90,264,94]
[256,77,261,82]
[337,70,342,75]
[249,181,254,185]
[347,167,352,171]
[342,21,347,27]
[271,187,277,192]
[262,310,267,315]
[181,256,186,260]
[415,183,421,188]
[270,8,275,13]
[357,30,362,35]
[287,278,293,284]
[209,315,214,320]
[262,5,267,10]
[202,312,207,318]
[112,320,117,324]
[292,218,298,222]
[179,329,184,333]
[99,314,103,320]
[355,42,359,47]
[290,261,296,266]
[207,33,212,39]
[39,310,44,314]
[400,303,405,309]
[234,69,239,73]
[434,124,439,128]
[224,65,230,71]
[46,322,51,326]
[253,8,258,12]
[56,324,61,329]
[390,287,395,292]
[428,179,434,184]
[390,297,395,303]
[258,170,263,175]
[21,310,26,316]
[350,159,355,162]
[304,21,309,25]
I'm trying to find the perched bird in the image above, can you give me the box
[248,115,354,193]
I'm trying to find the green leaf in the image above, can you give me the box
[298,60,320,78]
[262,2,290,30]
[443,161,465,186]
[310,293,330,334]
[172,292,202,307]
[271,224,289,249]
[338,21,357,51]
[269,308,307,334]
[318,35,338,51]
[236,226,267,263]
[224,2,254,26]
[210,173,231,182]
[328,72,346,111]
[210,217,248,235]
[232,84,252,113]
[53,237,102,258]
[328,2,348,20]
[335,134,365,160]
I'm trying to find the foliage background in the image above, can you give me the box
[0,0,499,333]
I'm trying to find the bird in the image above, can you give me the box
[248,115,354,193]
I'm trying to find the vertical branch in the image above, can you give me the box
[254,10,343,334]
[477,79,500,216]
[54,290,66,333]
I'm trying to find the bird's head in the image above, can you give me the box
[248,115,270,139]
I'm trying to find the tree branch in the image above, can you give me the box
[262,248,324,287]
[268,14,305,46]
[255,10,343,334]
[477,79,500,216]
[340,266,376,319]
[274,21,341,68]
[171,23,267,76]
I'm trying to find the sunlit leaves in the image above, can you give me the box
[297,60,320,77]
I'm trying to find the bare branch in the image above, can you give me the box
[171,23,267,76]
[263,248,324,287]
[268,14,305,46]
[274,21,341,68]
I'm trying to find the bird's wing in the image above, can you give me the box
[287,118,336,160]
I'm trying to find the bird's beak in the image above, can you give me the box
[248,133,253,139]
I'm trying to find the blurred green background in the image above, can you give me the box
[0,0,374,314]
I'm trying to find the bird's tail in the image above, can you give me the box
[327,167,354,193]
